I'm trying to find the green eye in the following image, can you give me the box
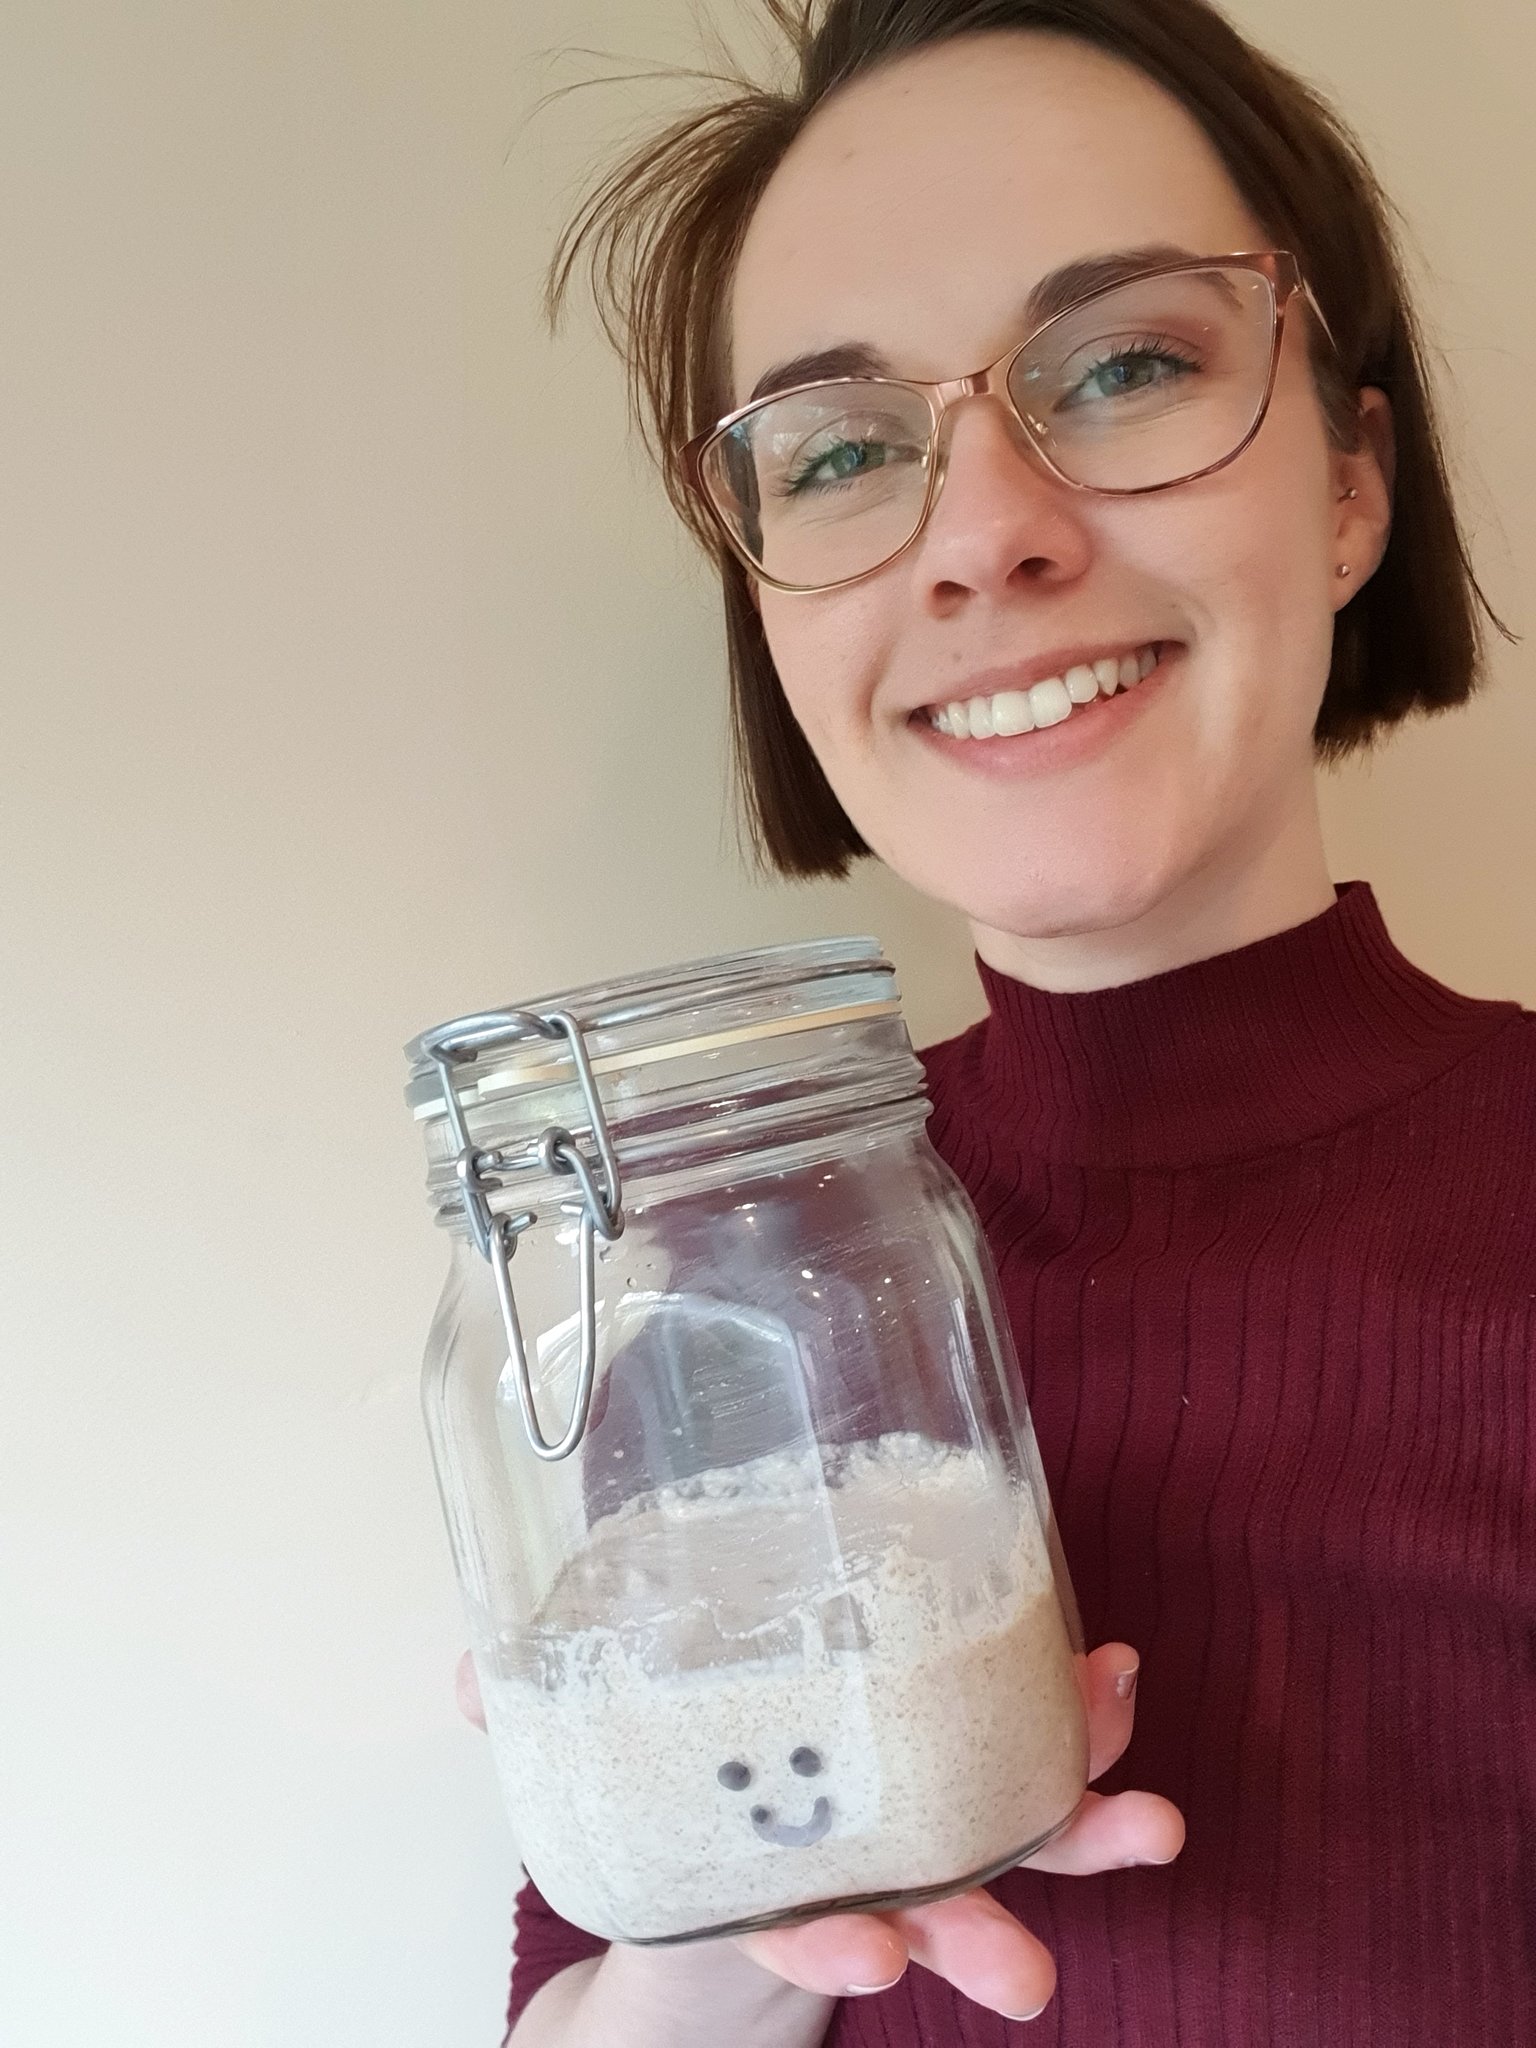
[1061,341,1199,411]
[787,439,892,491]
[1089,354,1175,396]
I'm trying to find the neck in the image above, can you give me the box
[970,787,1335,994]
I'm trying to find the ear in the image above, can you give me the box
[1355,385,1395,502]
[1333,387,1395,599]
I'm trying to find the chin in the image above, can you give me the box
[975,885,1167,945]
[906,839,1193,947]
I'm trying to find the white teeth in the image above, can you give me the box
[927,644,1163,738]
[992,689,1035,735]
[1029,677,1073,727]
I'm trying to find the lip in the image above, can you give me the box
[915,639,1170,714]
[908,642,1181,780]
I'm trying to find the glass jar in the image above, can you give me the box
[404,937,1087,1946]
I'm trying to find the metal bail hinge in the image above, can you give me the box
[420,1008,624,1461]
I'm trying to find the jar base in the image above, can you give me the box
[620,1790,1088,1948]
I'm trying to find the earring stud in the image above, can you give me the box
[1340,487,1358,501]
[1336,564,1352,578]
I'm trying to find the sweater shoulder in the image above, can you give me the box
[1429,1002,1536,1146]
[914,1001,1536,1166]
[1423,996,1536,1093]
[916,1014,988,1103]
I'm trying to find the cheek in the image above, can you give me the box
[1229,392,1339,620]
[1120,452,1336,735]
[1206,501,1337,737]
[758,587,892,745]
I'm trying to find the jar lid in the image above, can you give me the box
[403,935,902,1125]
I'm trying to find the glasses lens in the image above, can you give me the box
[700,382,934,587]
[1007,266,1278,491]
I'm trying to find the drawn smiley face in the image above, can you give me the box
[717,1746,832,1847]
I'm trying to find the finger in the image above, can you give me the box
[456,1649,487,1731]
[735,1912,908,1998]
[1018,1788,1185,1875]
[1077,1641,1142,1782]
[886,1887,1056,2020]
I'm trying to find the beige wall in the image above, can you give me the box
[1247,0,1536,998]
[3,5,1529,2045]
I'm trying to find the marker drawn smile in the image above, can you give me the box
[749,1796,833,1847]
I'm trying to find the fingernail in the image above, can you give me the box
[846,1973,905,1995]
[1114,1663,1139,1701]
[1001,2001,1051,2021]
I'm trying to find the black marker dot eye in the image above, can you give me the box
[717,1761,753,1792]
[749,1804,770,1825]
[789,1747,823,1777]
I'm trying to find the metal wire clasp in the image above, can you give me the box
[420,1008,624,1462]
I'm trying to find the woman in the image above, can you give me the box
[460,2,1535,2041]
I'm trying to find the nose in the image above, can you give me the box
[913,394,1093,610]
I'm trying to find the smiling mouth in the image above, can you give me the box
[921,641,1165,739]
[749,1797,833,1848]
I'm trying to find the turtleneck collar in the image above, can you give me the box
[970,881,1521,1169]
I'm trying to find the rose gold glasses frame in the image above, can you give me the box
[679,250,1338,596]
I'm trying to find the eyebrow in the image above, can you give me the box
[741,242,1209,405]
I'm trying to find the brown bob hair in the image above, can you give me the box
[546,0,1510,878]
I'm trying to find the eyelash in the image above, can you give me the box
[781,434,912,496]
[1068,331,1202,391]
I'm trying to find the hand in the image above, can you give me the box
[454,1640,1184,2023]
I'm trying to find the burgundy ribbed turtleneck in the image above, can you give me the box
[503,883,1536,2047]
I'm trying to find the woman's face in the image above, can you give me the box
[727,33,1390,962]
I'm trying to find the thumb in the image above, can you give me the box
[456,1649,487,1731]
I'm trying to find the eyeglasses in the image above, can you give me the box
[680,251,1335,594]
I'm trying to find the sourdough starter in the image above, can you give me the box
[479,1433,1086,1942]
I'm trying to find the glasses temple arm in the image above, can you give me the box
[1300,279,1343,363]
